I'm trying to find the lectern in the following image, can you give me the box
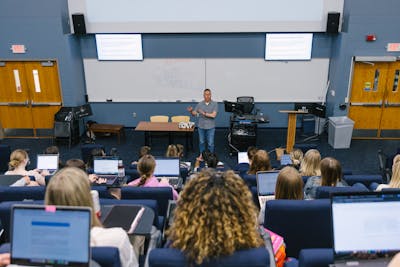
[279,110,307,152]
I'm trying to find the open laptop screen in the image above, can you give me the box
[331,192,400,259]
[237,152,249,164]
[154,158,180,177]
[93,157,119,175]
[11,204,91,267]
[256,171,279,196]
[36,154,59,171]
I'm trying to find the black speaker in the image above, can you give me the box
[72,13,86,35]
[327,12,340,34]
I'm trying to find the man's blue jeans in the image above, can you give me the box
[198,127,215,153]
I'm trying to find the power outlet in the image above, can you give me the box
[132,112,137,118]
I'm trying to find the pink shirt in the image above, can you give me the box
[128,176,179,200]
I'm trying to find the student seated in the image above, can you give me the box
[304,157,348,200]
[247,149,272,175]
[5,149,46,186]
[300,149,321,177]
[127,154,179,200]
[375,155,400,191]
[45,167,139,267]
[44,145,64,169]
[275,166,304,200]
[130,146,151,168]
[65,159,107,185]
[166,169,271,265]
[234,146,258,175]
[193,151,226,172]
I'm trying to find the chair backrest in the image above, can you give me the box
[378,149,392,183]
[92,247,122,267]
[121,187,173,217]
[264,199,332,258]
[315,186,369,199]
[171,116,190,123]
[81,143,105,164]
[342,174,382,187]
[0,186,46,202]
[0,144,11,173]
[149,247,270,267]
[150,116,169,122]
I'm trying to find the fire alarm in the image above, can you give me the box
[366,35,377,42]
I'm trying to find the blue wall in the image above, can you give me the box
[1,0,399,127]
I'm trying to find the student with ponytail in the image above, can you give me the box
[127,154,179,200]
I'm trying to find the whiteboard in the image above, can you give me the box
[206,58,329,102]
[84,59,206,102]
[84,58,329,102]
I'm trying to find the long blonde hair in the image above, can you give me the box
[45,167,101,227]
[275,166,304,200]
[300,149,321,176]
[167,170,263,264]
[8,149,28,170]
[389,160,400,188]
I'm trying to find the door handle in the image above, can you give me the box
[350,101,382,107]
[7,102,28,107]
[31,101,61,107]
[384,100,400,107]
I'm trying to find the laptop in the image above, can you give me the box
[36,154,59,173]
[256,171,279,207]
[93,156,119,186]
[10,204,91,267]
[154,157,182,188]
[331,191,400,267]
[280,154,292,166]
[237,152,249,164]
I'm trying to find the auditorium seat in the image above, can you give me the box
[298,248,333,267]
[342,174,382,188]
[315,185,369,199]
[0,144,11,174]
[264,199,332,258]
[149,247,270,267]
[0,186,45,202]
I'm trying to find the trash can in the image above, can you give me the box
[328,116,354,149]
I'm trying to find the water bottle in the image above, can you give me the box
[118,160,125,177]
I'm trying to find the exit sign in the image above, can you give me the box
[387,43,400,52]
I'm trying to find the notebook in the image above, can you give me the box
[93,156,119,186]
[280,154,292,166]
[10,204,91,267]
[331,191,400,267]
[256,171,279,208]
[154,158,182,188]
[102,205,145,234]
[36,154,59,172]
[237,152,249,164]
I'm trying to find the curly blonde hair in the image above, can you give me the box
[167,170,263,264]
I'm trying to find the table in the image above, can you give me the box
[89,124,125,144]
[135,121,194,150]
[279,110,307,152]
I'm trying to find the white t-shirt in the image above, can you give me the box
[91,226,138,267]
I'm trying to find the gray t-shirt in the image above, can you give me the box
[195,100,218,129]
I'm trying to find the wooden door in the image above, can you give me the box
[380,61,400,137]
[0,61,62,136]
[349,61,400,138]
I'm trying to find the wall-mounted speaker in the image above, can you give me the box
[326,12,340,34]
[72,13,86,35]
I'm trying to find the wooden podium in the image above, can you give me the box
[279,110,307,152]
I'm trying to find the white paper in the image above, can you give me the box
[13,69,22,92]
[33,69,41,92]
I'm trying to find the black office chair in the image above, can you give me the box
[236,96,255,115]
